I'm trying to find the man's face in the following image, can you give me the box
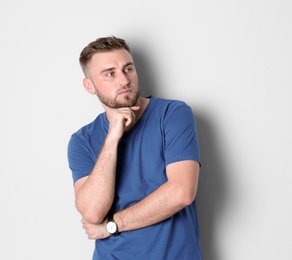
[84,49,139,108]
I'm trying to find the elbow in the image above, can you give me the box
[180,193,196,207]
[75,200,105,224]
[82,211,104,224]
[176,187,197,208]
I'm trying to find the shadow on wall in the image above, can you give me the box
[195,111,229,260]
[132,48,157,97]
[133,46,228,260]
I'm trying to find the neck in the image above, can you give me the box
[134,97,149,121]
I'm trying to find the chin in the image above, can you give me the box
[118,98,137,108]
[117,92,139,107]
[99,90,139,109]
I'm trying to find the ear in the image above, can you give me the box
[83,78,96,95]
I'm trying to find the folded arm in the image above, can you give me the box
[82,160,200,239]
[74,135,119,224]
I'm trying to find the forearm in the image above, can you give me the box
[75,136,119,224]
[114,161,199,232]
[114,179,195,232]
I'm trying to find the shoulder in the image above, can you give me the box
[151,96,186,106]
[70,113,106,140]
[68,113,107,153]
[152,96,193,116]
[150,96,190,113]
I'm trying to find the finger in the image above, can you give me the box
[87,230,95,240]
[124,114,135,127]
[130,106,140,111]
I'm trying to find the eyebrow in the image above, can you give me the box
[99,62,134,75]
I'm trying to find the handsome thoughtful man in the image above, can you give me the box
[67,36,202,259]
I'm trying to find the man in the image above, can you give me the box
[67,36,202,259]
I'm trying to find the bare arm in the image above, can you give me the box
[75,106,139,224]
[82,160,200,239]
[74,136,119,224]
[116,160,200,232]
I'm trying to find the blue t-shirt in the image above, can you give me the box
[68,96,202,260]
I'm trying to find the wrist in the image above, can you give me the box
[106,214,119,236]
[104,131,122,146]
[113,212,125,233]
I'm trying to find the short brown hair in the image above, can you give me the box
[79,36,131,75]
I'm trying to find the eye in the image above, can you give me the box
[106,71,114,77]
[124,66,133,73]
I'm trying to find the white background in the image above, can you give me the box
[1,1,291,259]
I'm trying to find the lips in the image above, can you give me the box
[118,89,132,95]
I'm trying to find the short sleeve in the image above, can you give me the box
[163,102,200,166]
[67,134,95,183]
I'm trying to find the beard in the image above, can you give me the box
[96,88,140,109]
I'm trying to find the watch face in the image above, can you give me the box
[106,221,117,234]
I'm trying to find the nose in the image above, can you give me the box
[118,72,130,87]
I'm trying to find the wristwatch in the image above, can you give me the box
[106,216,119,235]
